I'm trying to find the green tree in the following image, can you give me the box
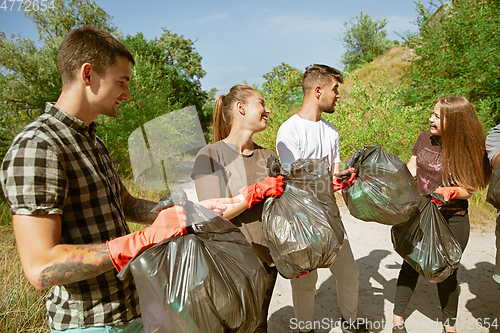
[0,0,117,163]
[24,0,118,43]
[340,12,392,72]
[0,33,59,160]
[201,87,217,143]
[254,62,303,151]
[98,30,208,176]
[326,73,423,163]
[401,0,500,128]
[1,1,211,178]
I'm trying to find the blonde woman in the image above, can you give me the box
[192,84,284,333]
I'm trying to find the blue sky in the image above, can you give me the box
[0,0,434,94]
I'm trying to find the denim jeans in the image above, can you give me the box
[51,318,143,333]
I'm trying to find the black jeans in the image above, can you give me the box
[393,211,470,327]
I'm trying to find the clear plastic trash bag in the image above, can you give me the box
[486,166,500,210]
[118,189,267,333]
[262,156,345,279]
[391,195,463,283]
[343,145,420,225]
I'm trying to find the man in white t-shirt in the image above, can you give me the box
[276,64,370,333]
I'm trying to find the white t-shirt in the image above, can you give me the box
[276,114,341,170]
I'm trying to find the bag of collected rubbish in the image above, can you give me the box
[342,145,420,225]
[486,167,500,210]
[262,156,345,279]
[391,195,462,283]
[118,189,267,333]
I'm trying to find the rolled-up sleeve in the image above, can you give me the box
[1,138,66,215]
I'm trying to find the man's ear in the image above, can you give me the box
[314,85,322,100]
[235,101,245,115]
[80,63,93,87]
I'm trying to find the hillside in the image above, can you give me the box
[339,45,414,99]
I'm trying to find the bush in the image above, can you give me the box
[401,0,500,129]
[326,72,426,163]
[254,62,303,151]
[468,188,497,227]
[98,31,208,177]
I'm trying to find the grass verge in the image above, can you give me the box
[0,225,49,332]
[468,189,497,229]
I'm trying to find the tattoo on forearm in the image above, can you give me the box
[40,244,113,288]
[122,194,158,224]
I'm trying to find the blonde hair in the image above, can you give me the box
[212,84,255,142]
[439,96,491,192]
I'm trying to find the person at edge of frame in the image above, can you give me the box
[485,123,500,285]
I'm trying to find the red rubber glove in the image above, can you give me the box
[431,187,461,205]
[294,271,309,279]
[239,175,285,209]
[332,167,358,192]
[107,206,187,272]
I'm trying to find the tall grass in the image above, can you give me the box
[0,226,49,332]
[0,201,12,228]
[468,189,498,228]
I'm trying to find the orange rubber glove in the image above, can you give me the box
[107,205,187,272]
[431,187,461,205]
[332,167,358,192]
[239,175,285,209]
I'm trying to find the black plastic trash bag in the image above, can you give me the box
[391,195,462,283]
[118,189,267,333]
[486,167,500,210]
[262,157,345,279]
[343,145,420,225]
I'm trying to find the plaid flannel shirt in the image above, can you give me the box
[0,104,140,330]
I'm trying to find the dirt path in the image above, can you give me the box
[267,205,500,333]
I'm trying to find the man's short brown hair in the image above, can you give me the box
[302,64,344,93]
[57,26,135,86]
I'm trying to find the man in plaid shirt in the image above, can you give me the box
[0,26,234,332]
